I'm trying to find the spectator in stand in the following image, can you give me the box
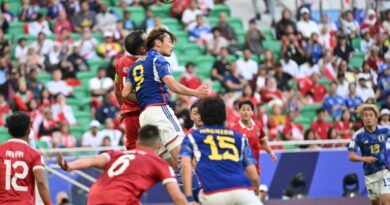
[38,108,60,146]
[360,31,374,54]
[378,66,390,101]
[55,28,75,55]
[334,109,354,139]
[318,50,336,81]
[57,124,76,148]
[310,108,331,140]
[217,12,237,43]
[32,32,54,56]
[224,61,247,93]
[44,42,63,71]
[170,0,190,19]
[207,27,228,56]
[281,30,305,65]
[282,111,304,141]
[29,13,52,36]
[339,10,360,39]
[0,94,10,126]
[188,15,212,47]
[47,0,64,20]
[255,67,267,92]
[300,129,321,149]
[356,75,376,103]
[0,31,9,57]
[323,82,346,119]
[345,83,363,116]
[211,47,230,86]
[259,50,276,74]
[281,53,299,78]
[1,2,14,22]
[297,8,319,39]
[245,19,265,57]
[51,94,77,126]
[309,73,328,103]
[181,0,201,30]
[237,48,258,82]
[18,47,44,72]
[54,11,73,34]
[383,10,390,34]
[95,93,119,124]
[96,3,117,33]
[13,81,33,112]
[333,35,354,63]
[89,67,114,98]
[326,128,343,148]
[304,33,323,64]
[38,89,51,109]
[261,77,283,103]
[79,29,98,60]
[122,10,136,33]
[14,37,28,62]
[100,118,122,146]
[97,31,122,60]
[361,9,383,37]
[275,9,297,40]
[379,109,390,126]
[81,120,104,147]
[240,84,258,106]
[67,42,89,73]
[100,136,112,148]
[274,62,292,92]
[336,71,349,98]
[72,1,97,33]
[18,0,39,22]
[142,8,154,32]
[366,46,383,72]
[337,59,355,82]
[179,62,202,89]
[298,58,320,79]
[0,14,9,34]
[27,69,44,101]
[46,69,73,97]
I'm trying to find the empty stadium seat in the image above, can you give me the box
[151,4,171,18]
[0,127,9,143]
[162,18,182,31]
[127,6,146,27]
[210,4,231,17]
[263,40,281,54]
[8,22,25,34]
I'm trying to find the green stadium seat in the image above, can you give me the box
[73,86,89,99]
[0,127,9,143]
[151,4,171,18]
[172,70,183,80]
[195,55,214,78]
[294,116,312,130]
[6,1,22,17]
[91,32,104,44]
[228,17,244,30]
[212,81,223,92]
[71,33,81,41]
[236,29,245,46]
[263,40,281,54]
[210,4,231,17]
[351,38,361,51]
[227,55,238,63]
[74,111,91,126]
[318,77,331,89]
[70,126,87,141]
[349,55,364,70]
[37,73,52,84]
[180,43,204,56]
[127,6,145,27]
[102,0,114,6]
[108,7,124,19]
[8,22,25,35]
[262,29,274,40]
[175,31,189,43]
[177,55,194,66]
[301,104,321,120]
[35,140,48,149]
[88,58,108,73]
[162,18,182,31]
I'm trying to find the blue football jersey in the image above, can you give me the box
[348,126,390,175]
[126,49,172,110]
[179,125,256,194]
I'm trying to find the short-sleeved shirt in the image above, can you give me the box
[179,125,256,194]
[211,60,231,80]
[116,54,140,114]
[323,94,345,118]
[345,96,363,110]
[0,139,45,205]
[348,126,390,175]
[88,148,176,205]
[126,50,172,110]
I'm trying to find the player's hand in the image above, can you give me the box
[57,153,70,171]
[363,156,377,164]
[116,112,125,123]
[195,85,209,99]
[270,152,278,162]
[188,202,199,205]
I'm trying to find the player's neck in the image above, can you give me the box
[240,119,252,127]
[365,125,377,133]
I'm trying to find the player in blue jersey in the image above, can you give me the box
[180,97,262,205]
[348,104,390,205]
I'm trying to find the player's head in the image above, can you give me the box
[146,26,177,57]
[5,111,31,139]
[190,101,203,128]
[238,100,254,121]
[124,30,147,56]
[357,104,379,127]
[137,125,162,151]
[199,97,226,126]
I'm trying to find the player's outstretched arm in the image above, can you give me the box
[122,81,133,99]
[162,76,209,99]
[57,153,110,171]
[114,74,123,106]
[33,169,52,205]
[245,165,260,196]
[181,156,194,198]
[348,151,377,164]
[165,181,197,205]
[260,138,277,162]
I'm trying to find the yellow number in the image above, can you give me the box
[370,144,380,154]
[132,65,144,92]
[204,135,239,162]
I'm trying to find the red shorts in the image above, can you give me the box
[123,112,140,150]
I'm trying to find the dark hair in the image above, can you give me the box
[211,27,221,33]
[138,125,161,146]
[238,100,254,110]
[146,27,177,51]
[190,101,201,112]
[124,30,146,55]
[199,97,226,126]
[185,62,195,69]
[6,111,31,138]
[316,108,325,114]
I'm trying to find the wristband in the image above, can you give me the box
[186,196,194,202]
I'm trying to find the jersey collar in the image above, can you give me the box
[8,139,28,144]
[239,119,255,130]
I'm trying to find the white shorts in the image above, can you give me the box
[139,105,184,159]
[365,169,390,200]
[198,189,263,205]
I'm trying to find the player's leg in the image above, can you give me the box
[124,113,140,150]
[366,173,381,205]
[198,190,229,205]
[379,170,390,205]
[232,189,263,205]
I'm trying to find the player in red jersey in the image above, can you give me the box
[0,111,51,205]
[58,125,197,205]
[232,101,277,173]
[114,30,147,150]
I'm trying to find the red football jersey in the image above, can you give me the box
[116,54,139,113]
[88,148,176,205]
[232,120,266,173]
[0,139,45,205]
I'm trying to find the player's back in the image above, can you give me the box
[0,139,44,205]
[127,50,170,110]
[88,148,175,205]
[116,54,139,113]
[187,126,253,194]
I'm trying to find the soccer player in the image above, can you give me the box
[180,97,262,205]
[232,100,277,174]
[122,26,209,168]
[187,101,203,134]
[57,125,196,205]
[114,30,147,150]
[0,111,51,205]
[348,104,390,205]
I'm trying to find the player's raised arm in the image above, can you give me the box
[163,75,209,98]
[33,168,52,205]
[242,138,260,195]
[57,153,110,171]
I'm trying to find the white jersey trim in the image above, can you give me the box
[153,57,161,83]
[101,153,111,162]
[33,165,45,171]
[162,178,177,185]
[188,134,201,162]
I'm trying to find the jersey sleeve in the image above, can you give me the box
[179,135,194,159]
[32,152,45,171]
[241,137,257,167]
[154,158,176,185]
[154,56,172,79]
[348,131,360,152]
[259,127,267,141]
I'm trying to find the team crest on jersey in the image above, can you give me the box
[379,135,385,142]
[123,67,130,73]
